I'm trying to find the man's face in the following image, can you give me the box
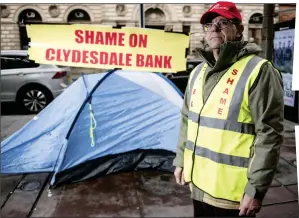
[204,16,243,49]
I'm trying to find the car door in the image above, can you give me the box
[0,56,28,102]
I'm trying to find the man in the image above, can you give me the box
[173,1,284,217]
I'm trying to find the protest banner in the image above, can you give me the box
[26,24,190,73]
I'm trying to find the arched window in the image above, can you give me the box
[67,9,91,23]
[249,13,263,24]
[145,8,166,30]
[248,13,263,46]
[18,9,42,50]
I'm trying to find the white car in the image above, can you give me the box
[1,50,72,114]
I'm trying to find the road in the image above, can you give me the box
[1,111,35,141]
[1,103,298,217]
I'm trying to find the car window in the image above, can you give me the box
[1,56,39,70]
[1,57,8,70]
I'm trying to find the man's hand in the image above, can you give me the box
[239,193,262,216]
[174,167,187,185]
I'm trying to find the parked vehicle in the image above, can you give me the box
[1,50,72,114]
[163,59,202,94]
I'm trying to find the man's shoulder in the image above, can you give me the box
[194,61,207,69]
[189,62,207,77]
[242,54,271,65]
[239,54,281,77]
[246,55,282,79]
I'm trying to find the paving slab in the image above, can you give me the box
[280,146,297,166]
[274,158,297,186]
[34,172,141,217]
[257,202,298,218]
[270,178,281,187]
[31,184,65,217]
[1,174,24,207]
[285,185,298,197]
[263,186,297,206]
[1,173,49,217]
[133,171,193,217]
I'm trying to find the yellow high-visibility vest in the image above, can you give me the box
[183,54,273,202]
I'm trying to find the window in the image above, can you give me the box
[145,25,165,30]
[1,57,8,70]
[1,56,39,70]
[67,9,91,23]
[115,24,126,29]
[183,25,190,34]
[183,25,191,55]
[248,13,263,47]
[249,13,263,24]
[18,9,42,50]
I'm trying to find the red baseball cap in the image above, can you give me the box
[200,1,242,24]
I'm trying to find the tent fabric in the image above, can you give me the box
[53,149,176,187]
[1,70,183,186]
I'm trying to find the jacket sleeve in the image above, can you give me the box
[244,62,284,201]
[172,68,195,168]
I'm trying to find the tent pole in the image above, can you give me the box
[65,69,117,140]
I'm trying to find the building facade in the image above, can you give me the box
[278,4,296,22]
[1,4,279,58]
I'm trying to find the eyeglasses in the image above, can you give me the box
[203,20,236,32]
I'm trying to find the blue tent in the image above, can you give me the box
[1,70,183,187]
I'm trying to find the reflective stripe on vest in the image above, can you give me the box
[186,63,208,143]
[187,63,208,108]
[188,113,255,135]
[185,140,250,168]
[183,54,268,202]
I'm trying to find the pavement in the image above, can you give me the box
[1,112,298,217]
[256,119,298,218]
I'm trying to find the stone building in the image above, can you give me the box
[1,4,280,58]
[278,4,296,22]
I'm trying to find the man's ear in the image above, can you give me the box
[235,24,244,40]
[237,24,244,36]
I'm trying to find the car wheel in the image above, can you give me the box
[17,85,53,114]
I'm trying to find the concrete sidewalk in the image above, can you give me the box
[256,120,298,218]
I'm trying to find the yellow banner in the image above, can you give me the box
[26,24,190,73]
